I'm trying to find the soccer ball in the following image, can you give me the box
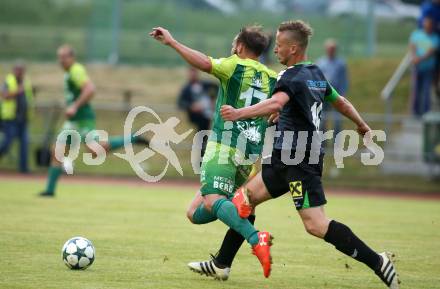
[62,237,95,270]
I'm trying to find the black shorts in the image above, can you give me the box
[262,149,327,210]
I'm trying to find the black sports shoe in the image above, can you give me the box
[39,191,54,197]
[375,252,400,289]
[133,137,150,146]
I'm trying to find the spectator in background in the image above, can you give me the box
[419,0,440,94]
[178,67,217,131]
[419,0,440,29]
[317,39,348,135]
[178,67,218,155]
[410,16,439,117]
[0,61,33,173]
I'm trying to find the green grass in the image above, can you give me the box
[0,178,439,289]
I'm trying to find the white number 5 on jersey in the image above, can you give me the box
[239,87,268,107]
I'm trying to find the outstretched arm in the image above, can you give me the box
[150,27,212,73]
[331,95,371,135]
[220,92,289,121]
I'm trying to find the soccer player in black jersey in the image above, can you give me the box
[190,20,399,289]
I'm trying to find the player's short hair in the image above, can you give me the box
[57,44,75,57]
[278,20,313,49]
[236,25,269,57]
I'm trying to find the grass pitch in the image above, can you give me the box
[0,177,439,289]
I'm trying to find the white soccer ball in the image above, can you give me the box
[62,237,95,270]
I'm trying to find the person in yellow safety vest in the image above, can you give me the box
[0,62,33,173]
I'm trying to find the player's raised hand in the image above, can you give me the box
[149,27,175,46]
[220,105,240,121]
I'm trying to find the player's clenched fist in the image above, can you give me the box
[220,105,240,121]
[149,27,175,46]
[268,112,279,124]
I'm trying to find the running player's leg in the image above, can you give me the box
[202,192,259,247]
[40,120,80,197]
[41,119,98,197]
[214,170,273,265]
[210,172,274,277]
[199,142,272,277]
[203,191,274,279]
[100,134,149,152]
[286,160,382,270]
[246,172,274,207]
[213,163,260,267]
[39,143,65,197]
[186,190,217,224]
[205,158,281,271]
[187,169,258,279]
[197,142,252,238]
[298,207,399,288]
[188,171,268,276]
[200,153,258,247]
[294,170,399,288]
[84,131,149,154]
[187,141,230,225]
[74,117,149,156]
[298,206,382,269]
[186,192,234,280]
[232,159,281,218]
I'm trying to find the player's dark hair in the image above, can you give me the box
[236,25,269,57]
[278,20,313,49]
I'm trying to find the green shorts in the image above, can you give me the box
[200,141,253,198]
[57,119,98,145]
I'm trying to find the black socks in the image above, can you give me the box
[324,220,382,271]
[215,215,256,267]
[214,218,382,271]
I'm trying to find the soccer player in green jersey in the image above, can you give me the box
[150,26,277,277]
[39,45,148,197]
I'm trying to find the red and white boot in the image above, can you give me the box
[252,231,274,278]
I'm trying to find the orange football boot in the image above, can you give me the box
[232,187,252,218]
[252,231,274,278]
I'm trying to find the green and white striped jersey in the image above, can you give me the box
[208,54,277,157]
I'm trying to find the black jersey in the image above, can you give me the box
[272,62,340,154]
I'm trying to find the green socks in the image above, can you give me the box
[108,135,139,151]
[190,199,259,246]
[45,166,62,195]
[192,204,217,224]
[212,199,259,246]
